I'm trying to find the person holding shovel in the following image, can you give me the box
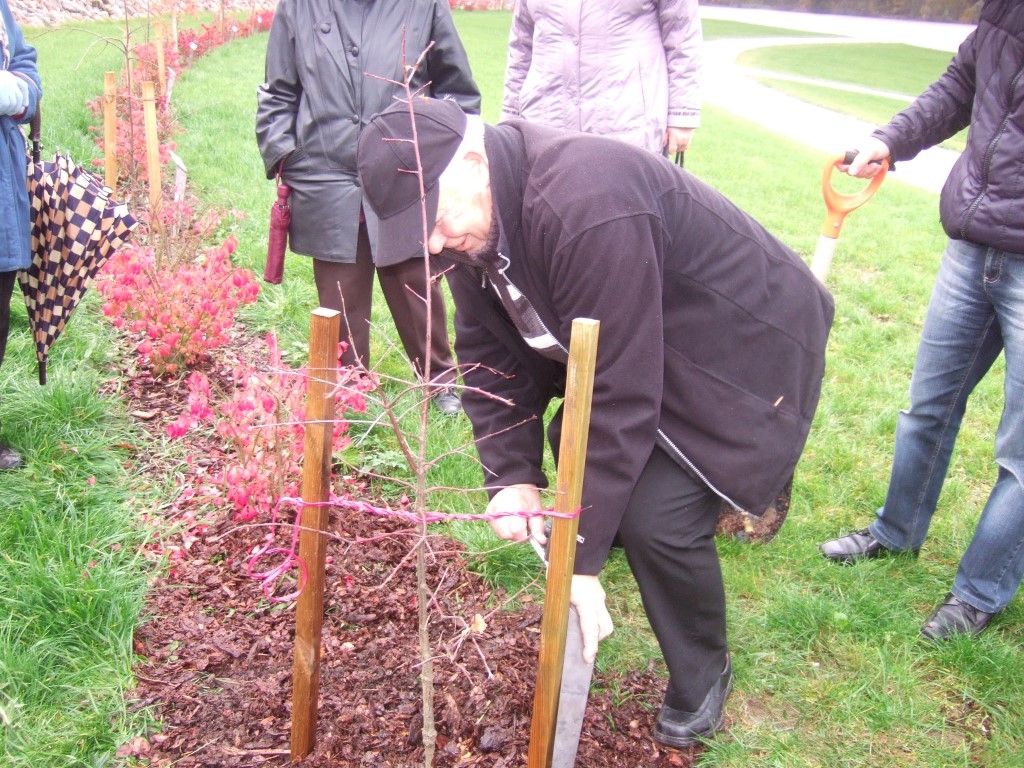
[0,0,41,470]
[819,0,1024,642]
[356,97,834,747]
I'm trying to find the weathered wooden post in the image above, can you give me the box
[153,22,167,98]
[290,308,340,759]
[102,72,118,192]
[170,11,179,54]
[528,318,599,768]
[141,81,162,225]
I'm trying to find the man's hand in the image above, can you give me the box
[570,574,614,663]
[841,137,890,178]
[486,484,546,543]
[665,127,695,156]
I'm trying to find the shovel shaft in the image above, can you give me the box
[811,234,839,283]
[552,605,595,768]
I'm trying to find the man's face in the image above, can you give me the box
[427,152,492,255]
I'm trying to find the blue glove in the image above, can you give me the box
[0,70,29,116]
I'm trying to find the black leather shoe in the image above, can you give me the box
[431,388,462,416]
[0,444,22,470]
[653,657,733,748]
[921,593,994,641]
[818,527,914,563]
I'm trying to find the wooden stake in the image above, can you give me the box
[102,72,118,192]
[141,81,162,221]
[290,308,340,759]
[154,22,167,97]
[528,318,600,768]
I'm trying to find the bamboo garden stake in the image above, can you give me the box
[153,22,167,97]
[141,81,162,222]
[290,308,341,759]
[102,72,117,192]
[528,318,600,768]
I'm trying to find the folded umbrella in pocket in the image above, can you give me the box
[264,170,291,284]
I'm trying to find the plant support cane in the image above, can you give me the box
[528,318,600,768]
[290,308,340,760]
[811,150,887,282]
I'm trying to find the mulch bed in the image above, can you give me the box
[113,333,785,767]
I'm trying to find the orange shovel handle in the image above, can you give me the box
[821,151,888,238]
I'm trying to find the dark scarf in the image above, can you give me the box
[439,131,568,364]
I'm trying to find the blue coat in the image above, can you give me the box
[0,0,41,273]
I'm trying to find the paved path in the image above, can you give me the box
[698,7,976,194]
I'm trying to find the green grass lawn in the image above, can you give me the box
[4,10,1022,768]
[740,42,970,151]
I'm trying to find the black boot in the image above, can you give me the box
[653,656,733,747]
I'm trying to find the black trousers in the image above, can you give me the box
[617,445,729,711]
[0,270,15,371]
[313,221,456,386]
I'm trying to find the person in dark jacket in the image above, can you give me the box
[819,0,1024,642]
[0,0,41,470]
[356,97,834,746]
[255,0,480,414]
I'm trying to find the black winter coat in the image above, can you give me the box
[875,0,1024,252]
[255,0,479,265]
[443,122,835,574]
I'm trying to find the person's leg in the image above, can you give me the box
[951,246,1024,613]
[871,239,1003,552]
[312,227,374,368]
[376,256,457,388]
[616,446,728,711]
[0,270,14,370]
[0,270,22,469]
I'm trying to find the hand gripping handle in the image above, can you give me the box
[820,150,888,239]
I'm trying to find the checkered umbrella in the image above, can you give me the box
[16,118,138,384]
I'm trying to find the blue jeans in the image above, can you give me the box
[870,239,1024,613]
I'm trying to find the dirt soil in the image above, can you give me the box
[115,339,786,768]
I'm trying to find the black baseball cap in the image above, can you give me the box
[357,97,468,264]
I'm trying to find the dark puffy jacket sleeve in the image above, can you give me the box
[873,30,975,161]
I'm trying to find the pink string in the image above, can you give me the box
[247,502,308,602]
[246,495,579,601]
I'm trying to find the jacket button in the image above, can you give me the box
[350,46,359,56]
[351,115,360,123]
[320,22,331,33]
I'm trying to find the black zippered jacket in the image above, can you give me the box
[443,122,834,574]
[874,0,1024,252]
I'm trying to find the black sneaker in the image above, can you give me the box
[0,444,23,470]
[431,388,462,416]
[818,527,916,563]
[921,593,994,641]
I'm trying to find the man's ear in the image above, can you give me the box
[463,149,489,185]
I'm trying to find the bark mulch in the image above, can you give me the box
[115,339,785,767]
